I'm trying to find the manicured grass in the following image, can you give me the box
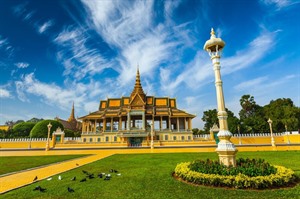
[0,155,87,176]
[2,151,300,199]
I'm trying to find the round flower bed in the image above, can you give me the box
[174,158,298,189]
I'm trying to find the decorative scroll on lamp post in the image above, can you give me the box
[203,28,237,167]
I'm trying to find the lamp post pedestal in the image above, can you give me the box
[150,122,154,149]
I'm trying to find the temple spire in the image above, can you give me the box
[130,66,146,101]
[68,102,76,122]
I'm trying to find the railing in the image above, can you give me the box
[0,138,50,142]
[232,133,284,137]
[194,134,211,139]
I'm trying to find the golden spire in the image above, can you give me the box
[130,66,146,101]
[68,102,76,122]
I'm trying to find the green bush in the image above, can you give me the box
[189,158,277,177]
[175,160,298,189]
[30,120,64,138]
[12,122,36,138]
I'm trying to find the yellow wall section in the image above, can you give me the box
[101,102,107,109]
[170,100,175,107]
[147,97,153,104]
[109,99,121,107]
[123,98,129,105]
[156,99,167,106]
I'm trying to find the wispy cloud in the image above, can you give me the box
[0,35,14,58]
[81,0,187,86]
[261,0,299,10]
[38,20,54,34]
[234,76,269,91]
[14,72,105,113]
[15,62,29,69]
[0,88,11,98]
[54,26,112,81]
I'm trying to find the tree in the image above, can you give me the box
[192,128,199,135]
[239,95,268,133]
[202,109,218,133]
[264,98,299,132]
[202,108,240,134]
[30,120,64,138]
[27,118,43,123]
[12,122,36,138]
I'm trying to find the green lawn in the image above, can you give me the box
[0,155,87,176]
[1,151,300,199]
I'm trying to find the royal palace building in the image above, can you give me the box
[79,68,195,147]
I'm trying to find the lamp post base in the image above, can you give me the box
[216,149,238,167]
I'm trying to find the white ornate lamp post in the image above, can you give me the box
[267,118,276,147]
[237,125,242,145]
[150,122,154,149]
[46,122,52,151]
[285,124,290,144]
[204,28,237,167]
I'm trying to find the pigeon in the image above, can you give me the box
[71,176,76,181]
[47,177,52,181]
[104,175,110,180]
[117,173,121,176]
[113,169,118,173]
[39,187,47,192]
[68,187,75,193]
[87,174,94,179]
[33,176,38,182]
[58,175,62,180]
[33,186,41,191]
[107,174,111,177]
[82,170,88,175]
[80,178,86,182]
[98,173,103,178]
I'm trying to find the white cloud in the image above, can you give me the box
[38,20,54,34]
[0,88,11,98]
[261,0,297,10]
[54,26,112,80]
[15,62,29,68]
[234,76,269,91]
[14,73,106,113]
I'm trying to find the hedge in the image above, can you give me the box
[30,120,64,138]
[174,162,297,189]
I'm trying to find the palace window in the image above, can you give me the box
[97,138,101,142]
[89,138,93,142]
[181,136,185,140]
[106,136,109,142]
[164,135,168,141]
[83,138,86,142]
[188,136,191,140]
[173,136,176,140]
[114,136,117,142]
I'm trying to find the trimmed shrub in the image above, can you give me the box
[12,122,36,138]
[30,120,64,138]
[174,160,298,189]
[189,158,277,177]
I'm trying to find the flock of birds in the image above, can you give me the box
[32,163,121,193]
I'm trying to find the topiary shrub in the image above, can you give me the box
[30,120,64,138]
[174,158,298,189]
[12,122,36,138]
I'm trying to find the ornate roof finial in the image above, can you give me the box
[210,28,216,38]
[68,101,76,122]
[130,65,146,101]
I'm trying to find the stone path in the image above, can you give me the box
[1,145,299,194]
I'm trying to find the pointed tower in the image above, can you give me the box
[67,102,76,122]
[130,67,146,104]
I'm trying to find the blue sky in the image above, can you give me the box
[0,0,299,128]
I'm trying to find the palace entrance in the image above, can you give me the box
[128,137,143,147]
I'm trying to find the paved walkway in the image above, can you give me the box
[1,146,299,194]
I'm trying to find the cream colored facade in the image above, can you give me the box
[79,69,195,147]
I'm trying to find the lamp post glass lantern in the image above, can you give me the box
[267,118,276,147]
[203,28,237,167]
[46,122,52,151]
